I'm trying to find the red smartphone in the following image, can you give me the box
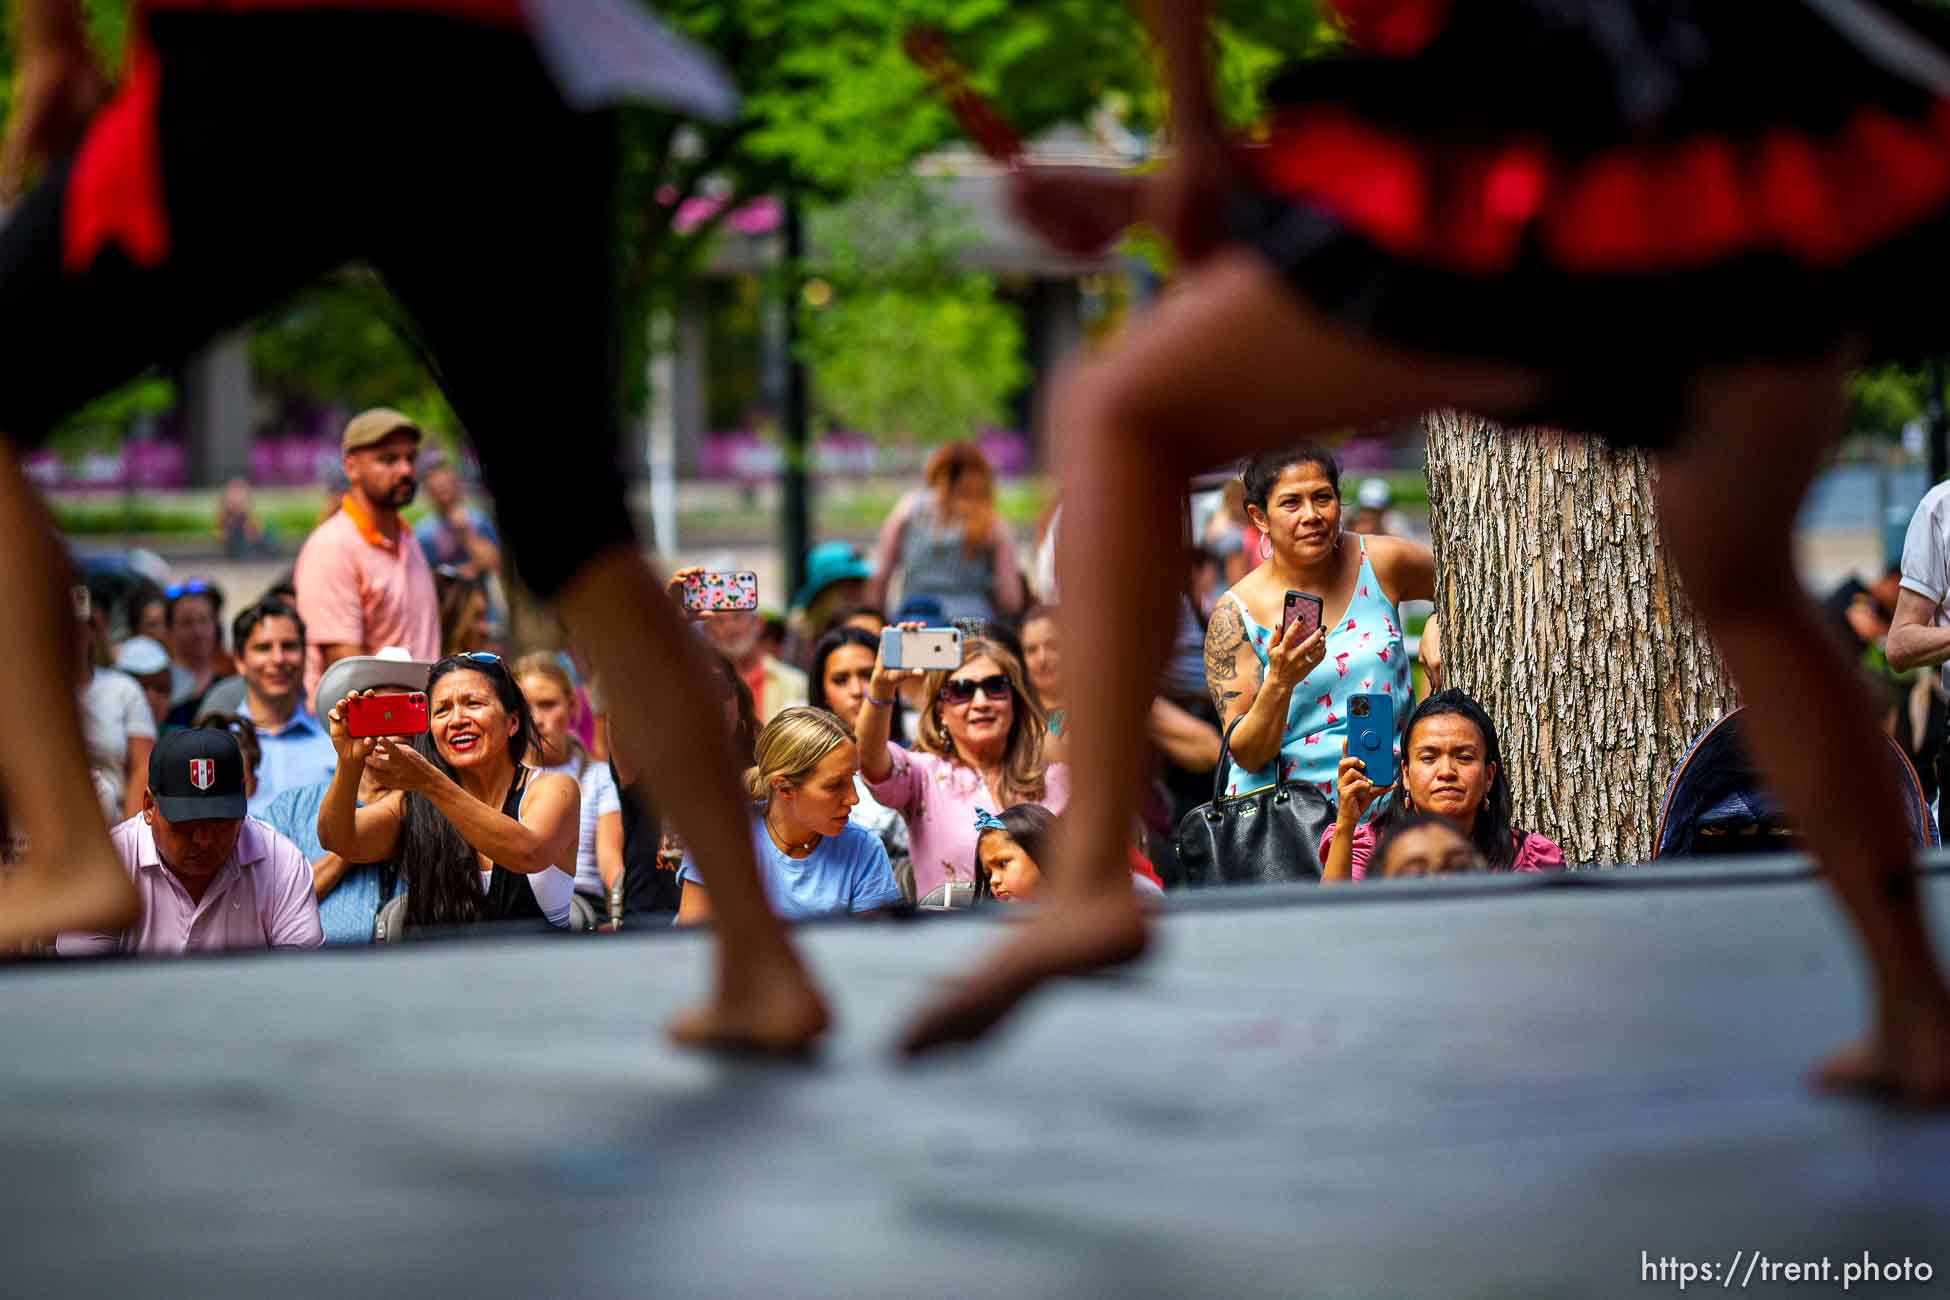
[345,692,430,739]
[1281,590,1324,642]
[903,26,1024,163]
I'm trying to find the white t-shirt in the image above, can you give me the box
[541,751,622,898]
[1900,480,1950,627]
[80,669,156,812]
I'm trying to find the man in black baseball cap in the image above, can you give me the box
[57,728,322,955]
[138,728,253,918]
[151,727,250,825]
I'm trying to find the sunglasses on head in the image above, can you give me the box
[938,674,1013,706]
[165,579,214,600]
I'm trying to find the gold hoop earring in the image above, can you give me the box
[1259,534,1272,561]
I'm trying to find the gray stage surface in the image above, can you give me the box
[4,864,1949,1299]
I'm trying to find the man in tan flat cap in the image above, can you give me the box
[293,409,440,700]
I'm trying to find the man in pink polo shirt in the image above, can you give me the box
[58,728,322,956]
[295,408,442,701]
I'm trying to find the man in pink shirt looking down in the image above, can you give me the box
[295,408,442,701]
[58,728,322,956]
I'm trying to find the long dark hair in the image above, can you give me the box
[401,654,542,927]
[1370,689,1521,870]
[973,803,1058,903]
[706,649,762,768]
[807,626,905,745]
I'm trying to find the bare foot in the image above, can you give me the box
[1812,992,1950,1107]
[0,852,139,953]
[898,893,1149,1058]
[666,958,832,1061]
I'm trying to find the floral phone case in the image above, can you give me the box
[681,570,759,612]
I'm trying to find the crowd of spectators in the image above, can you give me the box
[44,423,1927,963]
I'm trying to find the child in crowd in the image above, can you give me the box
[974,805,1164,905]
[1367,813,1488,880]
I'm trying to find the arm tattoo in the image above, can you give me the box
[1204,601,1250,713]
[1205,601,1245,683]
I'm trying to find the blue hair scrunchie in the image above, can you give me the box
[972,807,1008,834]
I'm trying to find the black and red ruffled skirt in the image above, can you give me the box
[1228,0,1950,441]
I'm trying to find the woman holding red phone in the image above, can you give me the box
[319,653,579,929]
[900,0,1950,1103]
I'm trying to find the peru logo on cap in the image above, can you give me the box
[189,759,215,791]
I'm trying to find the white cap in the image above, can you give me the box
[314,654,435,725]
[113,636,171,676]
[1356,477,1392,510]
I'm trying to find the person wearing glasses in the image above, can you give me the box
[0,0,829,1054]
[857,623,1069,905]
[319,651,578,929]
[161,579,239,729]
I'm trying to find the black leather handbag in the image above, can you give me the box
[1175,716,1333,886]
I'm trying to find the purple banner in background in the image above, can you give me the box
[693,430,1033,481]
[250,437,343,487]
[24,442,189,492]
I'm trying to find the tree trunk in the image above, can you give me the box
[1422,412,1740,865]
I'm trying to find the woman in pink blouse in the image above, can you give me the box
[857,626,1068,901]
[1320,689,1563,882]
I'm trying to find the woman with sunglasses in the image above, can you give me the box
[162,580,240,729]
[857,622,1068,904]
[320,651,578,929]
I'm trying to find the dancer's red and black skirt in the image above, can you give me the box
[1226,0,1950,443]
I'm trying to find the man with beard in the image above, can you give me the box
[294,409,441,701]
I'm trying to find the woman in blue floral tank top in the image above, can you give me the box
[1202,443,1431,811]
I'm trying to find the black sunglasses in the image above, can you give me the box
[938,674,1013,706]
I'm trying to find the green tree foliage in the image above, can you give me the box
[248,272,458,434]
[799,175,1026,442]
[6,0,1323,450]
[610,0,1322,421]
[1849,363,1939,443]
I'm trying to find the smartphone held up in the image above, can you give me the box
[345,692,431,739]
[681,570,760,613]
[1281,590,1324,642]
[880,626,963,672]
[1348,692,1396,790]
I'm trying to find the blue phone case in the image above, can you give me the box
[1349,692,1396,789]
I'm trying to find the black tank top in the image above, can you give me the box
[479,768,546,923]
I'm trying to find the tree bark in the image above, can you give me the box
[1422,411,1740,865]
